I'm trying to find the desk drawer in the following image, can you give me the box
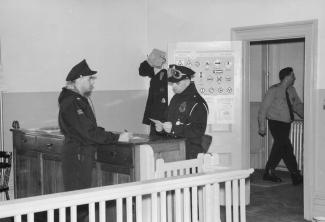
[17,134,37,150]
[96,144,133,167]
[36,136,64,154]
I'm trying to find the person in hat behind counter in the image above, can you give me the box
[58,59,130,192]
[138,48,169,136]
[153,65,209,159]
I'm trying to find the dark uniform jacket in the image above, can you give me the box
[167,82,209,159]
[58,87,119,190]
[139,61,168,126]
[58,87,119,150]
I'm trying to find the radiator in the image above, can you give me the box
[290,120,304,172]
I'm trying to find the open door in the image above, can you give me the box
[232,20,318,220]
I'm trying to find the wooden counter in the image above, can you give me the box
[11,128,186,199]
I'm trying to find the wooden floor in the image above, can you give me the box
[247,169,308,222]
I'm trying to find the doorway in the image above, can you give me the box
[231,20,317,220]
[249,38,305,171]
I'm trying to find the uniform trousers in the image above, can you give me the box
[265,119,298,173]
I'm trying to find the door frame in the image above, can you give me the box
[231,20,318,220]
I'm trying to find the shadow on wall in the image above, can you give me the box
[1,90,148,153]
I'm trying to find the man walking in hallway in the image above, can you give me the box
[258,67,303,185]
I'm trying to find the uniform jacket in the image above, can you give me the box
[258,84,304,130]
[139,61,168,125]
[58,87,119,154]
[167,82,209,159]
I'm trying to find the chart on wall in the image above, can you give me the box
[168,41,242,128]
[174,53,234,96]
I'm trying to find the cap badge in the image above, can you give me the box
[77,109,84,115]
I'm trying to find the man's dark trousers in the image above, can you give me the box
[265,119,298,173]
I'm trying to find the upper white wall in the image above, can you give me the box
[147,0,325,89]
[0,0,148,92]
[1,0,324,91]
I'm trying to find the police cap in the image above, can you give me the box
[66,59,97,81]
[167,65,195,83]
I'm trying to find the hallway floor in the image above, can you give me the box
[247,169,308,222]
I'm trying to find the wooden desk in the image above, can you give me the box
[11,128,186,199]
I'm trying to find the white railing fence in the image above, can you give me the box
[155,153,230,222]
[0,169,253,222]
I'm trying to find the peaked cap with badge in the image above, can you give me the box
[66,59,97,81]
[168,65,195,83]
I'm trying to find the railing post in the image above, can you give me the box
[232,179,239,222]
[240,178,246,222]
[225,181,232,222]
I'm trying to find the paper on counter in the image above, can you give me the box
[118,132,132,142]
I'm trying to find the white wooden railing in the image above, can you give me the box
[0,169,253,222]
[155,153,231,222]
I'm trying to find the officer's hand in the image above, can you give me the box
[163,122,172,133]
[155,122,163,132]
[147,49,166,69]
[258,128,266,137]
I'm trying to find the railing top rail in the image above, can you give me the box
[0,168,253,218]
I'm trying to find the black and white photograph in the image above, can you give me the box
[0,0,324,221]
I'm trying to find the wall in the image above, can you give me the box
[1,0,325,217]
[147,0,324,87]
[0,0,149,92]
[146,0,324,219]
[0,0,151,143]
[2,90,148,148]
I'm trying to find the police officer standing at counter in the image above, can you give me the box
[58,59,130,192]
[154,65,209,159]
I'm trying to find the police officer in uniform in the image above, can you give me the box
[155,65,209,159]
[139,49,168,136]
[58,59,129,192]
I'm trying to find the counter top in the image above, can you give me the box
[10,127,185,145]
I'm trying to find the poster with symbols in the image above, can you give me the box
[174,54,235,96]
[168,42,242,125]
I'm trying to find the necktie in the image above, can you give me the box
[285,90,294,121]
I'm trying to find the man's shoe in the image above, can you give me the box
[263,170,282,182]
[291,171,303,185]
